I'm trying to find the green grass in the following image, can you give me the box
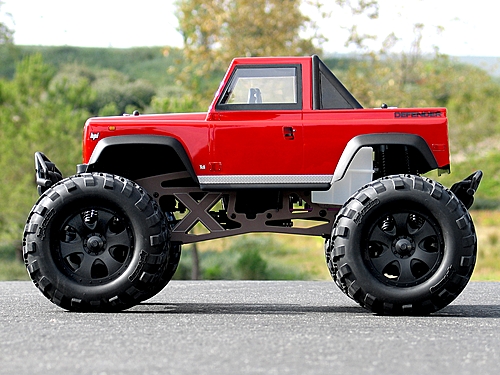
[0,242,29,281]
[0,260,29,281]
[175,234,327,281]
[469,210,500,280]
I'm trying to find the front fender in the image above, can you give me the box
[84,135,199,183]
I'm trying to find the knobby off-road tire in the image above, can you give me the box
[23,173,170,312]
[137,211,182,303]
[326,174,477,315]
[138,242,182,302]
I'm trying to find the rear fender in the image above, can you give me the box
[333,133,440,182]
[311,133,441,205]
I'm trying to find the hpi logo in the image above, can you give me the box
[90,132,100,141]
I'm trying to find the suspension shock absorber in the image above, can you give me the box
[82,209,98,229]
[404,146,411,174]
[380,145,387,177]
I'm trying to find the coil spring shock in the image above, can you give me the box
[404,146,412,174]
[380,215,395,232]
[380,145,387,176]
[83,209,98,228]
[408,213,424,230]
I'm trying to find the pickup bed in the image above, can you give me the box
[24,55,482,315]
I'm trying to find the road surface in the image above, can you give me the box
[1,281,499,375]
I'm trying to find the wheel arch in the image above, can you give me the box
[333,133,443,182]
[86,135,199,183]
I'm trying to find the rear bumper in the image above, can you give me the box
[451,170,483,209]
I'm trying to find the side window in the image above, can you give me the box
[216,65,302,110]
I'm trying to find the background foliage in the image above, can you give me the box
[1,0,499,280]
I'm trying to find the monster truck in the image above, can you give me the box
[24,55,482,315]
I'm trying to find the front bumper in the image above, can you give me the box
[34,152,63,195]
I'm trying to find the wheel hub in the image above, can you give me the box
[392,236,415,258]
[84,234,106,255]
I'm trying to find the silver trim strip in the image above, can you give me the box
[198,175,332,185]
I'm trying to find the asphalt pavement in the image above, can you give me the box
[1,280,499,375]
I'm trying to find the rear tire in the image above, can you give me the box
[326,174,477,315]
[23,173,169,312]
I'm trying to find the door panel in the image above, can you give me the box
[211,111,303,177]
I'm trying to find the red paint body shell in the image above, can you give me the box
[83,56,449,179]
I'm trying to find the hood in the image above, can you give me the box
[86,112,208,125]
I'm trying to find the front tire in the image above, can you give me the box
[326,175,477,315]
[138,242,182,302]
[23,173,169,312]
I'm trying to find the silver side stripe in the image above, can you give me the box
[198,175,332,185]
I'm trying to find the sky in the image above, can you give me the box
[1,0,498,57]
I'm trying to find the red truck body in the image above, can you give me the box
[83,56,450,183]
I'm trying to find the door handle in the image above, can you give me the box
[283,126,295,140]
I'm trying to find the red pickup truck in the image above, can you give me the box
[24,55,482,315]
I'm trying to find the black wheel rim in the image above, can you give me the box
[56,208,134,285]
[364,210,444,287]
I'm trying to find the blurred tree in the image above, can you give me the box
[0,1,14,45]
[176,0,318,67]
[174,0,321,104]
[0,56,159,243]
[0,55,89,240]
[51,64,156,115]
[236,248,268,280]
[148,94,202,113]
[174,0,380,104]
